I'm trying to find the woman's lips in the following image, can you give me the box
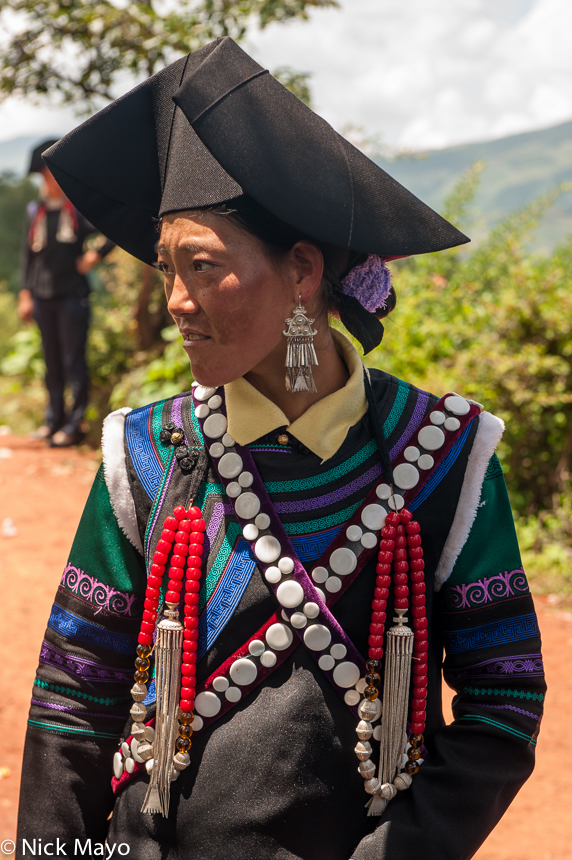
[181,331,210,346]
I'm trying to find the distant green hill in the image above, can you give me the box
[375,121,572,251]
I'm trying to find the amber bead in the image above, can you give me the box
[409,733,424,748]
[365,672,381,686]
[408,747,421,761]
[136,643,151,658]
[178,723,193,739]
[179,709,194,724]
[405,760,420,775]
[135,657,150,671]
[134,670,149,684]
[176,737,191,752]
[365,686,379,700]
[366,658,382,673]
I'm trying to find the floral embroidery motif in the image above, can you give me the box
[444,568,528,610]
[60,563,142,617]
[444,653,544,684]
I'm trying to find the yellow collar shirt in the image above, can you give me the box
[224,330,368,463]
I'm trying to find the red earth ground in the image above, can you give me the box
[0,433,569,859]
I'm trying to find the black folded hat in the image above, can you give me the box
[44,37,468,267]
[29,139,59,174]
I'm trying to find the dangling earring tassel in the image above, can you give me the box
[283,297,318,393]
[141,606,183,816]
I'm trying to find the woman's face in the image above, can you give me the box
[157,211,318,388]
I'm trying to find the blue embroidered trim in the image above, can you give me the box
[48,605,138,654]
[290,526,344,562]
[444,613,540,654]
[409,421,473,511]
[199,538,258,661]
[125,404,164,500]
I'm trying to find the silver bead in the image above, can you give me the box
[358,700,378,721]
[144,725,155,743]
[364,777,382,795]
[173,752,191,771]
[380,783,397,800]
[130,702,146,722]
[121,741,130,757]
[145,758,154,774]
[394,772,413,791]
[170,767,180,782]
[124,757,135,774]
[130,683,147,702]
[356,719,373,740]
[354,741,372,761]
[358,759,376,778]
[131,722,146,741]
[136,742,154,762]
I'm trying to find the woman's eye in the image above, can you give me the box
[193,259,213,272]
[153,260,173,275]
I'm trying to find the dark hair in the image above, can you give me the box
[189,195,396,320]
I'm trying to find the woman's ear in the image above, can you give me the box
[289,240,324,305]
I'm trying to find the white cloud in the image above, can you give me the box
[1,0,571,151]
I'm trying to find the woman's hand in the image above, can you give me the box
[18,289,34,322]
[76,248,101,274]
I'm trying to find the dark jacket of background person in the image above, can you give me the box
[20,201,115,299]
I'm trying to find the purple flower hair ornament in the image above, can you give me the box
[340,255,393,314]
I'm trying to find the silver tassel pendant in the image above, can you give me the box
[283,299,318,393]
[141,607,183,816]
[367,609,414,816]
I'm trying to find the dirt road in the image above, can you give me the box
[0,434,569,859]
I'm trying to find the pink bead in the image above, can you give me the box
[411,582,426,594]
[156,539,171,554]
[411,709,426,722]
[386,512,400,526]
[174,543,189,556]
[381,525,396,539]
[375,587,389,600]
[410,721,424,734]
[190,532,205,544]
[393,573,408,585]
[185,579,200,592]
[160,528,176,543]
[394,561,409,574]
[413,616,428,630]
[146,586,160,600]
[368,634,383,647]
[170,555,185,568]
[165,590,181,604]
[150,563,165,577]
[379,539,395,552]
[185,592,199,606]
[369,623,384,635]
[378,551,392,564]
[394,548,407,562]
[174,530,189,543]
[376,575,391,588]
[372,599,387,612]
[184,616,199,629]
[394,598,408,609]
[409,547,423,559]
[173,506,187,520]
[399,509,413,523]
[179,700,193,712]
[369,647,384,659]
[371,611,386,623]
[142,609,157,623]
[138,632,153,645]
[412,686,427,699]
[394,585,409,598]
[406,520,421,534]
[187,506,202,520]
[181,663,196,677]
[147,575,162,588]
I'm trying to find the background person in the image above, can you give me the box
[18,139,115,447]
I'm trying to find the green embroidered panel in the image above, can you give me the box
[458,714,537,745]
[383,379,409,437]
[152,400,171,466]
[264,440,377,494]
[447,456,523,587]
[34,678,130,705]
[68,473,146,594]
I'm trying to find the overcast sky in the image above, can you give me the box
[1,0,571,151]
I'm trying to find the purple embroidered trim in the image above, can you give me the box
[31,699,126,720]
[444,653,544,683]
[250,446,292,454]
[170,393,185,433]
[389,389,430,460]
[469,701,539,722]
[39,640,132,684]
[274,462,383,514]
[443,568,529,610]
[60,564,141,617]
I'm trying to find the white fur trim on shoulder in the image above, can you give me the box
[433,411,505,591]
[101,407,144,555]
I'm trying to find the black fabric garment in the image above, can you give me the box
[43,38,469,267]
[15,372,544,860]
[33,296,90,435]
[20,203,115,299]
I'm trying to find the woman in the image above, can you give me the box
[17,37,544,860]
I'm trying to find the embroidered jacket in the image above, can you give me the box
[16,370,545,860]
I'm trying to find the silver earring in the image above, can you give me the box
[283,295,318,393]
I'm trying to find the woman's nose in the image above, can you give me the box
[167,275,200,317]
